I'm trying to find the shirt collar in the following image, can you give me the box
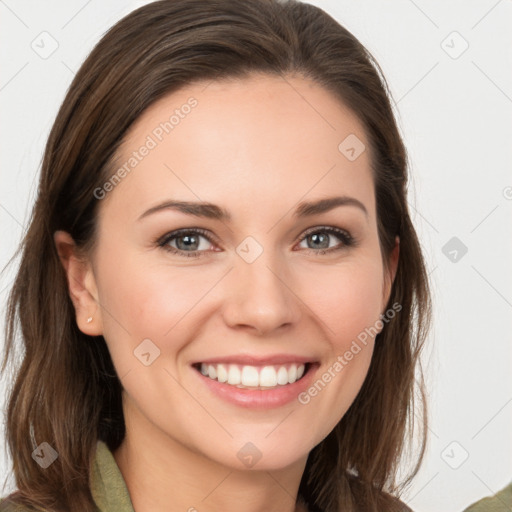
[90,440,135,512]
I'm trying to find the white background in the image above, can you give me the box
[1,1,511,511]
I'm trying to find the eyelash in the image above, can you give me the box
[155,226,356,258]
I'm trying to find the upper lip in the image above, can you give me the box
[191,354,316,366]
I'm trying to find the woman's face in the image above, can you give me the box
[80,73,398,471]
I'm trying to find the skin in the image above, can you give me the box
[55,72,399,512]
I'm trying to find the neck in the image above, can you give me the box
[112,398,309,512]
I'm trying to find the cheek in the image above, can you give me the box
[93,245,211,361]
[299,258,385,344]
[292,263,385,442]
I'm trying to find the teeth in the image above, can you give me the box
[197,363,307,389]
[276,366,288,385]
[217,364,228,383]
[241,366,259,387]
[259,366,277,387]
[227,365,241,385]
[288,364,297,383]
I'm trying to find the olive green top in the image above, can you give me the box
[462,480,512,512]
[0,440,135,512]
[89,441,135,512]
[4,441,509,511]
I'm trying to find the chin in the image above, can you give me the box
[197,434,314,473]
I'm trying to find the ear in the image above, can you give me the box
[381,235,400,312]
[53,230,103,336]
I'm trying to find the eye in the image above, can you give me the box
[156,226,355,258]
[156,228,216,258]
[295,226,355,255]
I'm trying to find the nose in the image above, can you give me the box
[221,249,302,336]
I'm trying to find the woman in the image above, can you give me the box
[0,0,431,511]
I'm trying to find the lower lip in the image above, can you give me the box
[193,364,319,409]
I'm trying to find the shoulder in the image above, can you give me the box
[0,492,43,512]
[462,479,512,512]
[0,497,38,512]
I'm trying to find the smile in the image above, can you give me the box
[195,362,307,389]
[191,354,319,408]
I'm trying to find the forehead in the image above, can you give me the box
[100,72,375,224]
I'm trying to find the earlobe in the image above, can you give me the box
[53,230,102,336]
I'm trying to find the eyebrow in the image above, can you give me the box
[137,195,368,222]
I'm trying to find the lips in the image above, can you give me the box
[192,356,319,409]
[193,354,313,366]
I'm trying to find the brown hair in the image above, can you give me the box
[1,0,431,511]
